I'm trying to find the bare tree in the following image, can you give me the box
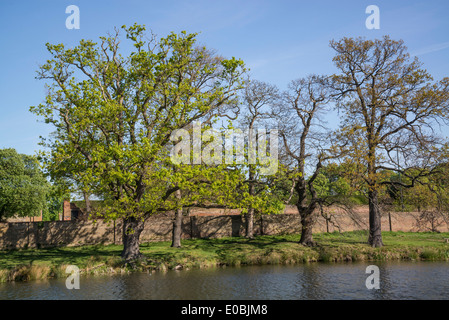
[239,79,280,238]
[272,75,335,246]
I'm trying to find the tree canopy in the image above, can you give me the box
[30,23,246,260]
[0,148,49,221]
[330,36,449,246]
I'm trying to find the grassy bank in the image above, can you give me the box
[1,230,449,283]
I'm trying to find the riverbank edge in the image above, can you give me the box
[2,231,449,283]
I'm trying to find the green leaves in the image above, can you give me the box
[0,149,49,220]
[330,36,449,189]
[31,24,247,222]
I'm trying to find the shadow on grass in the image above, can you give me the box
[0,245,123,269]
[7,231,443,271]
[187,236,298,251]
[136,236,303,265]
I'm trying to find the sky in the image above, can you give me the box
[0,0,448,156]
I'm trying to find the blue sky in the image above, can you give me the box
[1,0,449,156]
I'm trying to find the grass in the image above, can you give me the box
[1,230,449,283]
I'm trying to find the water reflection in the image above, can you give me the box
[296,264,327,299]
[1,261,449,300]
[373,264,393,300]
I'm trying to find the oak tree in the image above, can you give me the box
[272,75,336,246]
[330,36,449,247]
[31,24,245,261]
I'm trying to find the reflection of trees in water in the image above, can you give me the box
[4,263,449,299]
[104,275,139,299]
[295,263,396,300]
[95,263,449,300]
[368,264,393,300]
[372,262,449,300]
[110,273,178,299]
[296,264,327,300]
[113,269,243,299]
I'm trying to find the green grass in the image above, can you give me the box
[1,231,449,283]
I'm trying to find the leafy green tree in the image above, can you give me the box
[30,24,246,261]
[391,164,449,213]
[166,159,246,248]
[43,184,70,221]
[317,162,366,205]
[402,183,435,212]
[0,148,49,221]
[269,163,299,205]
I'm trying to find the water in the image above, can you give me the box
[1,261,449,300]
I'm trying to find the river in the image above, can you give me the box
[1,261,449,300]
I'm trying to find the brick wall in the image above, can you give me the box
[6,210,43,223]
[0,208,447,250]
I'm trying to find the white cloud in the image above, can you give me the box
[411,41,449,57]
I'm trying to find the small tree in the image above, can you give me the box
[0,148,49,221]
[239,79,280,238]
[43,184,70,221]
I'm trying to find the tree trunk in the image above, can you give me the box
[298,206,316,246]
[368,189,383,247]
[121,216,145,262]
[388,212,392,232]
[171,190,183,248]
[171,208,183,248]
[246,165,256,239]
[246,207,255,239]
[83,191,92,217]
[320,205,329,233]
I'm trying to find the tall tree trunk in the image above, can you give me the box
[121,216,145,262]
[298,206,316,246]
[368,189,383,247]
[367,145,383,247]
[388,211,392,232]
[246,207,255,239]
[83,190,92,218]
[246,165,256,239]
[295,177,317,246]
[320,204,329,233]
[171,189,183,248]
